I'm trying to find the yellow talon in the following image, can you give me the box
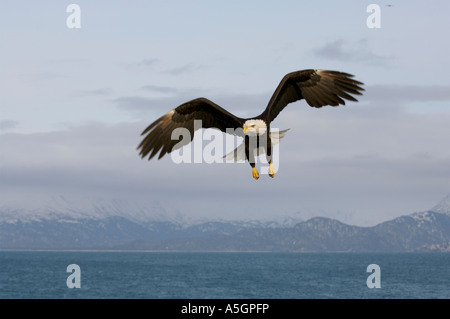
[252,167,259,180]
[268,163,275,178]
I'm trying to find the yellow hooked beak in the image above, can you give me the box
[243,126,248,133]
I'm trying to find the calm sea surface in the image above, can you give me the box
[0,251,448,299]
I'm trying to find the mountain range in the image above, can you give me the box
[1,194,450,252]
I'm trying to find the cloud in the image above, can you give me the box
[162,63,205,75]
[140,85,179,94]
[313,39,390,66]
[0,120,19,131]
[136,58,204,76]
[73,88,114,97]
[138,85,204,98]
[364,85,450,103]
[137,58,159,67]
[110,96,186,119]
[0,121,250,218]
[112,96,156,109]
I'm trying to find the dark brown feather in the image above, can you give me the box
[261,69,364,122]
[137,97,245,160]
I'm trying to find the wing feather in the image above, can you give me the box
[262,69,364,122]
[138,97,244,160]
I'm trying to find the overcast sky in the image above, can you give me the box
[1,1,450,226]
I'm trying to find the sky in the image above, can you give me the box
[1,0,450,226]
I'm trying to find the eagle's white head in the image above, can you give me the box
[243,119,267,136]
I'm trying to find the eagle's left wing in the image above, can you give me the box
[261,69,364,123]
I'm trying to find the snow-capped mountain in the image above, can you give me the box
[1,194,449,251]
[0,195,186,224]
[0,194,303,250]
[0,194,304,226]
[431,193,450,215]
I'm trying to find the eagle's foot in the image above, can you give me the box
[268,163,275,178]
[252,167,259,180]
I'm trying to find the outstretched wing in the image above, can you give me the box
[138,97,245,160]
[262,69,364,123]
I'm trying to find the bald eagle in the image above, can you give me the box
[137,69,364,179]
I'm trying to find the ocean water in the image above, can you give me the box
[0,251,448,299]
